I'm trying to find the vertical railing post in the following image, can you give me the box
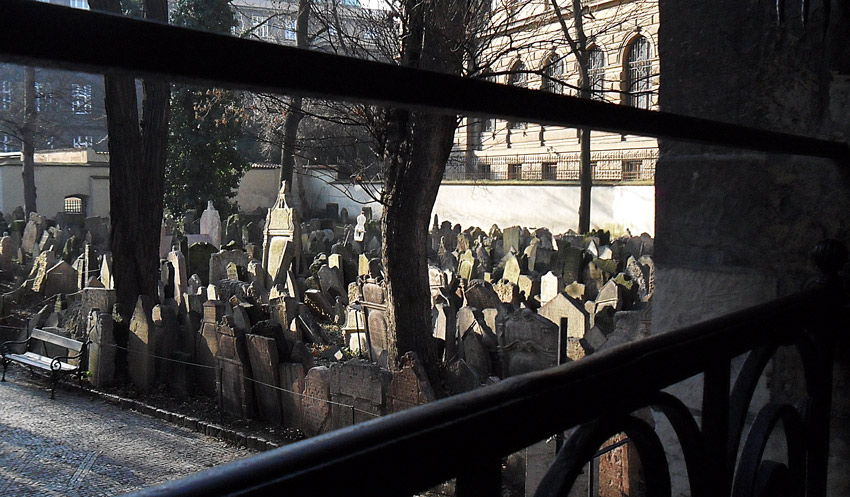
[702,359,731,495]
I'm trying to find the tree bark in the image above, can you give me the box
[380,0,465,383]
[279,0,310,189]
[91,0,170,317]
[22,66,36,216]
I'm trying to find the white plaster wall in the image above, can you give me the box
[0,164,111,218]
[299,172,384,220]
[432,184,655,235]
[235,167,280,213]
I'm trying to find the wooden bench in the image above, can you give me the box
[1,327,90,399]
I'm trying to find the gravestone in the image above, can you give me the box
[29,252,57,293]
[433,303,457,361]
[100,254,114,289]
[464,279,502,311]
[262,183,301,287]
[302,366,331,436]
[279,362,306,429]
[329,360,392,429]
[128,296,159,391]
[200,201,222,249]
[538,293,589,342]
[500,309,560,377]
[446,358,479,393]
[167,250,188,305]
[502,254,521,285]
[539,271,561,305]
[362,280,392,367]
[88,310,115,388]
[42,260,78,296]
[503,226,521,253]
[196,300,226,395]
[187,242,217,286]
[216,318,255,419]
[245,334,282,423]
[387,352,435,413]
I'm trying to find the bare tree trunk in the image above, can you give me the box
[380,0,464,384]
[279,0,310,189]
[91,0,170,317]
[578,128,591,232]
[22,67,36,216]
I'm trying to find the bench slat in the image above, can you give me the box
[6,352,77,372]
[31,328,84,352]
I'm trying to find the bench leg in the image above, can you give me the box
[50,371,57,400]
[1,359,7,382]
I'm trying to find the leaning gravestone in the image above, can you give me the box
[302,366,331,436]
[279,362,306,429]
[262,183,301,287]
[500,309,560,377]
[245,334,282,423]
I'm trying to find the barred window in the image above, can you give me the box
[71,83,92,114]
[588,47,606,101]
[542,53,563,94]
[284,18,296,41]
[626,37,652,109]
[73,135,93,148]
[622,160,642,180]
[508,163,522,180]
[64,196,84,214]
[251,15,270,39]
[542,162,558,180]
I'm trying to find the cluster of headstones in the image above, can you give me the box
[426,218,655,394]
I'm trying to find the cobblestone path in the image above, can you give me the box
[0,366,253,496]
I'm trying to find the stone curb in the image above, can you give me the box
[90,389,280,452]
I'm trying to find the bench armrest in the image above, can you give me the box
[49,340,91,372]
[1,336,31,357]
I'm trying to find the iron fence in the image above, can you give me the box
[1,2,849,496]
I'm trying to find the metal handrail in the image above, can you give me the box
[127,283,834,496]
[1,0,848,164]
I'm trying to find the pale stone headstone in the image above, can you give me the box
[538,293,589,341]
[464,279,502,311]
[200,201,222,249]
[29,251,57,293]
[502,254,521,285]
[262,183,301,286]
[595,280,623,314]
[503,226,521,253]
[216,318,255,419]
[100,254,114,289]
[0,236,13,273]
[159,222,172,259]
[539,271,561,305]
[353,212,367,242]
[167,250,188,305]
[329,360,391,429]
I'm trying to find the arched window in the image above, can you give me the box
[64,195,86,214]
[508,60,527,129]
[626,36,652,109]
[541,52,564,94]
[587,47,606,101]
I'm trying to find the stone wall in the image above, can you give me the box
[656,1,850,495]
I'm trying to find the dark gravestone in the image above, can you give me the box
[245,334,282,424]
[279,362,306,429]
[188,242,217,286]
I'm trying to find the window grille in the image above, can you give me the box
[588,47,605,101]
[542,53,563,94]
[542,162,557,180]
[71,83,92,114]
[626,36,652,109]
[507,163,522,179]
[622,159,642,180]
[0,81,10,110]
[70,0,89,9]
[64,196,84,214]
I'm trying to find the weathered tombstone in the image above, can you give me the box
[500,309,560,377]
[502,254,521,285]
[387,352,436,413]
[128,296,159,391]
[263,184,301,286]
[503,226,521,253]
[362,280,391,367]
[216,317,255,419]
[159,222,172,259]
[29,251,57,293]
[200,201,222,249]
[433,302,457,361]
[195,300,226,395]
[42,260,78,296]
[595,279,623,314]
[446,358,479,393]
[245,334,283,423]
[100,254,114,289]
[464,279,502,311]
[329,360,392,429]
[538,293,589,346]
[279,362,306,429]
[167,250,188,305]
[493,279,521,307]
[88,310,115,388]
[302,366,331,436]
[224,214,242,247]
[539,271,562,305]
[317,265,347,303]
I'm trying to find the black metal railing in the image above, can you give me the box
[1,2,848,497]
[445,149,657,182]
[124,255,841,496]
